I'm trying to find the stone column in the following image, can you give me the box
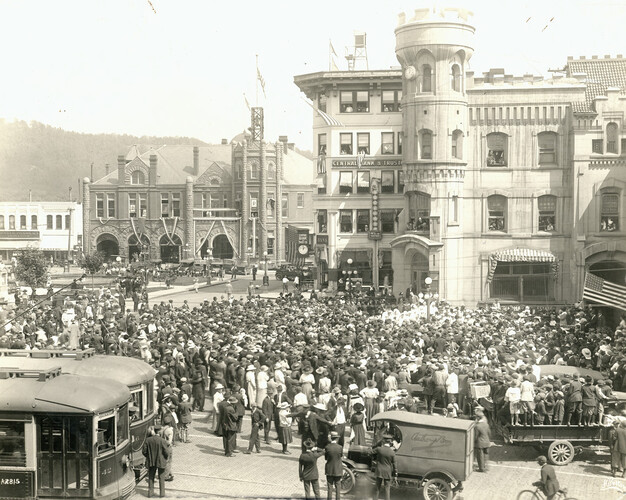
[82,177,90,254]
[327,210,338,291]
[242,140,250,263]
[259,140,268,257]
[185,176,194,258]
[275,142,284,263]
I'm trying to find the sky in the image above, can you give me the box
[1,0,625,151]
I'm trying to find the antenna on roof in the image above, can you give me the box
[345,32,368,71]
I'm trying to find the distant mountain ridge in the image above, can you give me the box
[0,120,209,201]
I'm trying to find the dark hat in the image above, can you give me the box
[227,396,238,404]
[329,431,340,439]
[353,402,364,411]
[382,433,394,441]
[303,438,316,449]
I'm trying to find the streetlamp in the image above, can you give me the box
[205,248,213,283]
[262,251,270,286]
[424,276,433,322]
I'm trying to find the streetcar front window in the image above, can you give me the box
[131,390,143,421]
[0,420,26,467]
[116,404,129,445]
[97,416,115,453]
[146,380,155,416]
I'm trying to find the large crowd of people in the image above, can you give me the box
[1,283,626,483]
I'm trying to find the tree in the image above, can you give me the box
[79,251,105,289]
[14,248,49,294]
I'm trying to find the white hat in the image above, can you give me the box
[348,384,359,391]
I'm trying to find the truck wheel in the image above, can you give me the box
[422,477,452,500]
[276,274,282,280]
[340,466,355,495]
[548,440,575,465]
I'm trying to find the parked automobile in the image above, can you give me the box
[275,264,312,281]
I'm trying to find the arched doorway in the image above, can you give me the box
[160,234,182,264]
[128,234,150,263]
[212,234,233,259]
[96,234,119,261]
[410,251,430,294]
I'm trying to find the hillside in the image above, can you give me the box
[0,120,209,201]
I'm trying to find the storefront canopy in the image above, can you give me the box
[487,248,558,283]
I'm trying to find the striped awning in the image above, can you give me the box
[487,248,558,283]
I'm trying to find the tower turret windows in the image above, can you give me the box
[419,130,433,159]
[607,122,619,154]
[452,130,464,159]
[421,65,432,92]
[451,64,461,92]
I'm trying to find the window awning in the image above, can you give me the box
[487,248,558,283]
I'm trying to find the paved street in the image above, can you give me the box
[132,406,626,500]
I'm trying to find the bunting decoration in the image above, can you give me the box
[160,217,179,245]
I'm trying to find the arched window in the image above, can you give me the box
[538,195,557,231]
[600,189,620,231]
[451,130,463,159]
[8,215,15,230]
[47,215,53,229]
[56,215,63,229]
[486,133,507,166]
[607,122,619,153]
[131,170,146,185]
[210,178,220,187]
[268,162,276,181]
[488,195,507,231]
[451,64,461,92]
[538,132,557,165]
[31,215,37,229]
[422,64,432,92]
[420,130,433,159]
[19,215,26,230]
[250,161,259,180]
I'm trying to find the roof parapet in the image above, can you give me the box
[397,6,473,26]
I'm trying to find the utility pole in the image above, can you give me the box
[66,207,73,273]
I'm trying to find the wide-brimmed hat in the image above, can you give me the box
[247,364,256,371]
[278,401,290,409]
[348,384,358,391]
[312,402,326,411]
[353,402,364,411]
[315,367,325,375]
[330,431,340,439]
[214,383,224,390]
[303,438,316,449]
[227,396,238,404]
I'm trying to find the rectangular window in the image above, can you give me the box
[20,215,26,230]
[488,196,507,231]
[250,192,259,217]
[297,192,304,209]
[381,210,396,233]
[487,134,507,166]
[538,134,557,164]
[96,194,104,218]
[421,132,432,159]
[398,132,403,155]
[451,195,459,223]
[357,171,370,194]
[381,171,395,193]
[161,193,169,217]
[8,215,15,230]
[0,215,4,230]
[138,194,147,217]
[356,209,370,233]
[267,230,275,255]
[398,170,405,192]
[622,138,626,155]
[340,90,369,113]
[171,193,181,217]
[318,134,327,155]
[0,420,26,467]
[340,133,353,155]
[201,193,209,216]
[317,175,327,195]
[268,191,275,218]
[281,193,288,218]
[129,194,137,218]
[31,215,37,230]
[56,215,62,229]
[381,90,402,112]
[107,194,116,218]
[47,214,53,229]
[381,132,394,154]
[318,93,327,113]
[339,171,353,194]
[339,210,353,233]
[318,209,327,233]
[65,214,70,230]
[592,139,603,154]
[601,192,619,231]
[538,196,556,231]
[357,133,370,154]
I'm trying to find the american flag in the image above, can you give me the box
[583,273,626,311]
[301,98,344,127]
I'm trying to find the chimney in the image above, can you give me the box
[149,154,158,185]
[221,138,228,145]
[105,163,110,176]
[193,146,199,176]
[279,135,288,154]
[287,143,295,151]
[117,155,126,185]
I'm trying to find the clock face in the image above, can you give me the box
[404,65,416,80]
[298,244,309,255]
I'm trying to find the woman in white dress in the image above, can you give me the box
[256,365,269,407]
[245,365,257,409]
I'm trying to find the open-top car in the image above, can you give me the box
[341,411,475,500]
[275,264,312,281]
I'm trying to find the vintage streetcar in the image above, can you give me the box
[0,367,135,499]
[341,411,475,500]
[0,349,156,479]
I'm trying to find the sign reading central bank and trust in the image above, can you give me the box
[332,159,402,168]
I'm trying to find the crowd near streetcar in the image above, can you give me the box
[0,275,625,499]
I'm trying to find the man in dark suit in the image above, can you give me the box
[222,396,239,457]
[474,408,491,472]
[299,438,324,500]
[142,426,170,498]
[373,434,397,500]
[534,456,560,500]
[261,393,275,444]
[244,402,266,454]
[324,431,343,500]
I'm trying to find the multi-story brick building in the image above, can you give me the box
[83,118,315,267]
[295,7,626,317]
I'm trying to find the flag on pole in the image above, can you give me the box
[301,98,344,127]
[330,58,339,71]
[257,65,266,98]
[357,150,366,168]
[583,273,626,311]
[329,40,337,57]
[243,93,251,111]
